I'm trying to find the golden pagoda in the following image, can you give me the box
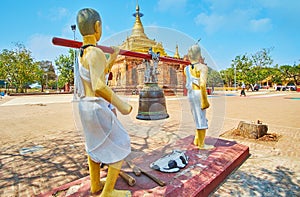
[110,2,185,95]
[119,3,167,56]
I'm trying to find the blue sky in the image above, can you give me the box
[0,0,299,71]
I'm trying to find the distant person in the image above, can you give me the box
[240,82,246,96]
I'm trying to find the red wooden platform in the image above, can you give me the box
[39,135,249,197]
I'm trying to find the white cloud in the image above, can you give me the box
[194,2,273,34]
[194,13,225,34]
[49,7,68,21]
[38,7,69,22]
[157,0,187,12]
[207,0,238,13]
[257,0,300,23]
[194,9,254,34]
[27,34,69,63]
[250,18,272,32]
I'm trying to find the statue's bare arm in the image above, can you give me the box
[88,47,132,115]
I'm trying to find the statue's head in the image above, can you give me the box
[188,44,201,63]
[77,8,102,41]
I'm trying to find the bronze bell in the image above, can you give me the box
[136,83,169,120]
[136,49,169,120]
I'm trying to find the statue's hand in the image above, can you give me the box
[201,98,210,110]
[107,46,120,69]
[200,85,210,110]
[111,46,120,57]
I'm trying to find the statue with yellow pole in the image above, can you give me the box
[76,8,132,196]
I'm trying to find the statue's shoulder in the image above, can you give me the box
[85,45,101,53]
[197,63,207,71]
[84,46,105,58]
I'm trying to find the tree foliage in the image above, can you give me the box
[207,67,223,87]
[223,48,275,88]
[279,64,300,85]
[251,48,274,84]
[231,54,254,85]
[269,65,283,84]
[252,48,273,68]
[219,68,233,87]
[37,60,57,91]
[0,43,40,93]
[221,47,299,88]
[55,49,75,87]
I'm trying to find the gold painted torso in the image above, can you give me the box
[190,66,201,90]
[79,47,107,97]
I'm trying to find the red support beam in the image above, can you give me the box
[52,37,190,65]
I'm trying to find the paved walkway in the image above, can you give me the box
[0,94,73,106]
[0,91,299,196]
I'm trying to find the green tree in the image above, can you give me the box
[0,43,39,93]
[221,48,300,89]
[229,48,273,90]
[57,74,66,89]
[231,54,254,87]
[220,67,234,87]
[251,48,274,85]
[37,60,57,91]
[207,67,223,88]
[280,64,300,85]
[269,65,283,85]
[55,49,75,88]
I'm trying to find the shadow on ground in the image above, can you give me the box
[0,128,178,196]
[212,166,300,196]
[0,130,89,196]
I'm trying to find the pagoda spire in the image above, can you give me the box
[119,1,167,56]
[132,0,147,37]
[174,44,180,59]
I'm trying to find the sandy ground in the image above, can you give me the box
[0,91,299,196]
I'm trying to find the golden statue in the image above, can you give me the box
[76,8,132,196]
[184,44,213,149]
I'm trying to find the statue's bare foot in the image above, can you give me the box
[193,131,199,146]
[193,136,199,146]
[90,179,105,194]
[100,189,131,197]
[199,144,214,150]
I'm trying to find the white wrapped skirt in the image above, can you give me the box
[78,97,131,164]
[187,90,208,129]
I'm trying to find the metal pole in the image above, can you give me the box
[71,25,76,40]
[234,65,236,91]
[71,25,76,93]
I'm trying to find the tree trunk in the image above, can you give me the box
[237,121,268,139]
